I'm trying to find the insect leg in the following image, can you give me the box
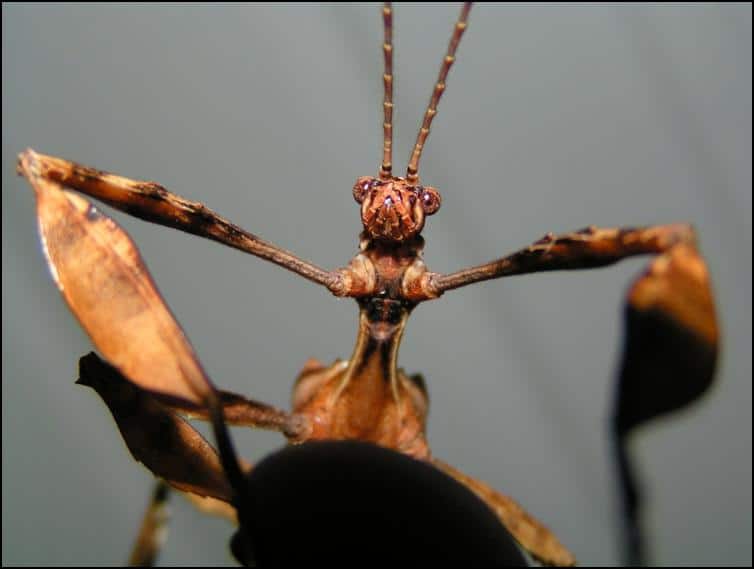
[17,149,343,292]
[430,224,719,564]
[429,223,719,438]
[78,353,237,503]
[433,458,576,567]
[21,150,307,505]
[166,388,309,440]
[127,482,240,567]
[431,224,704,290]
[128,481,171,567]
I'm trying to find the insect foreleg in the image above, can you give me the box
[17,148,343,292]
[430,224,702,290]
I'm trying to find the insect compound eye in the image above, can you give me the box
[353,176,378,204]
[419,187,441,215]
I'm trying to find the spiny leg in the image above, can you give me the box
[17,149,344,293]
[427,224,719,564]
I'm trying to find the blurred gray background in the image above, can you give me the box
[3,4,751,566]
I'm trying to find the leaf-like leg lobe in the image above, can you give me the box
[20,149,216,406]
[78,353,233,502]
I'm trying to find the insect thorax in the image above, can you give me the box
[334,232,439,303]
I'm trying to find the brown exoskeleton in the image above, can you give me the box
[15,3,719,566]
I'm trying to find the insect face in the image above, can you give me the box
[353,175,441,242]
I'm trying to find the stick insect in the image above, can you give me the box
[7,2,724,564]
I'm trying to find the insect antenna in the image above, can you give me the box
[380,2,394,180]
[406,2,472,185]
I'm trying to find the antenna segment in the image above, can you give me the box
[406,3,472,185]
[380,2,394,180]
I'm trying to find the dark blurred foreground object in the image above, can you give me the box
[231,441,528,566]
